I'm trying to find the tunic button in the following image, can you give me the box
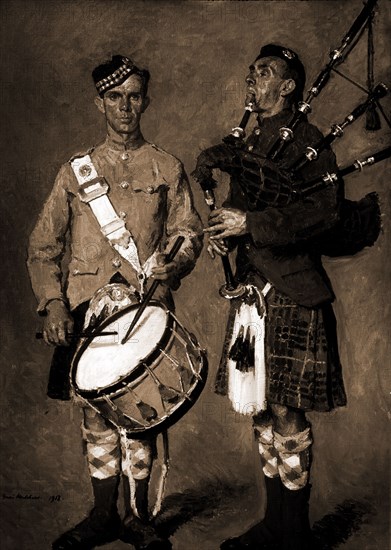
[146,186,154,194]
[112,258,122,268]
[120,181,129,190]
[119,211,127,219]
[254,128,261,135]
[248,145,254,152]
[121,152,129,161]
[72,269,80,275]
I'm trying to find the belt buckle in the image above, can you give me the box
[78,177,109,203]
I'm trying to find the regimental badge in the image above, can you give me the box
[282,49,295,60]
[79,164,92,179]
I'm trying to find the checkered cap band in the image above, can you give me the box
[95,59,136,94]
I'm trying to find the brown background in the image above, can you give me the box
[0,1,390,549]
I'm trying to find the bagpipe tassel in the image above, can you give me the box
[365,101,381,131]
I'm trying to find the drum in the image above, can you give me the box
[71,299,208,436]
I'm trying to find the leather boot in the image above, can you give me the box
[220,476,283,549]
[121,476,172,550]
[52,476,121,549]
[281,483,313,550]
[121,515,172,550]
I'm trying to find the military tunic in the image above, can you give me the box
[28,135,203,312]
[28,134,203,399]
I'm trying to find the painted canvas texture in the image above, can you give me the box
[0,1,390,549]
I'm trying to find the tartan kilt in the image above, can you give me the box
[215,282,347,412]
[47,302,88,400]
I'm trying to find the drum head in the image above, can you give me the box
[74,303,168,392]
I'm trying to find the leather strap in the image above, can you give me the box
[70,154,157,293]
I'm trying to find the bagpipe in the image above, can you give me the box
[192,0,390,294]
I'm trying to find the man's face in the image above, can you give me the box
[245,56,292,116]
[95,74,149,136]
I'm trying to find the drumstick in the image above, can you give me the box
[121,235,185,345]
[35,331,118,339]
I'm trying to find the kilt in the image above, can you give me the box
[215,281,347,412]
[47,302,88,400]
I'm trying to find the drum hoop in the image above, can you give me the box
[71,300,174,399]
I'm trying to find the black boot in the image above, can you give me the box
[121,515,172,550]
[52,476,121,549]
[121,476,172,550]
[220,476,283,549]
[281,483,314,550]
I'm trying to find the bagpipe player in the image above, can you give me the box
[193,44,349,550]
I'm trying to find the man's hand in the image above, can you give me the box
[204,208,248,240]
[151,253,180,289]
[43,300,74,346]
[207,238,228,259]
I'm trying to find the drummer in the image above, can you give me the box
[27,55,203,550]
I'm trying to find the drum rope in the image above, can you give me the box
[152,429,170,518]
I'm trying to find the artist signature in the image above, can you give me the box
[2,493,62,502]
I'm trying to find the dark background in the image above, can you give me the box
[0,1,390,549]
